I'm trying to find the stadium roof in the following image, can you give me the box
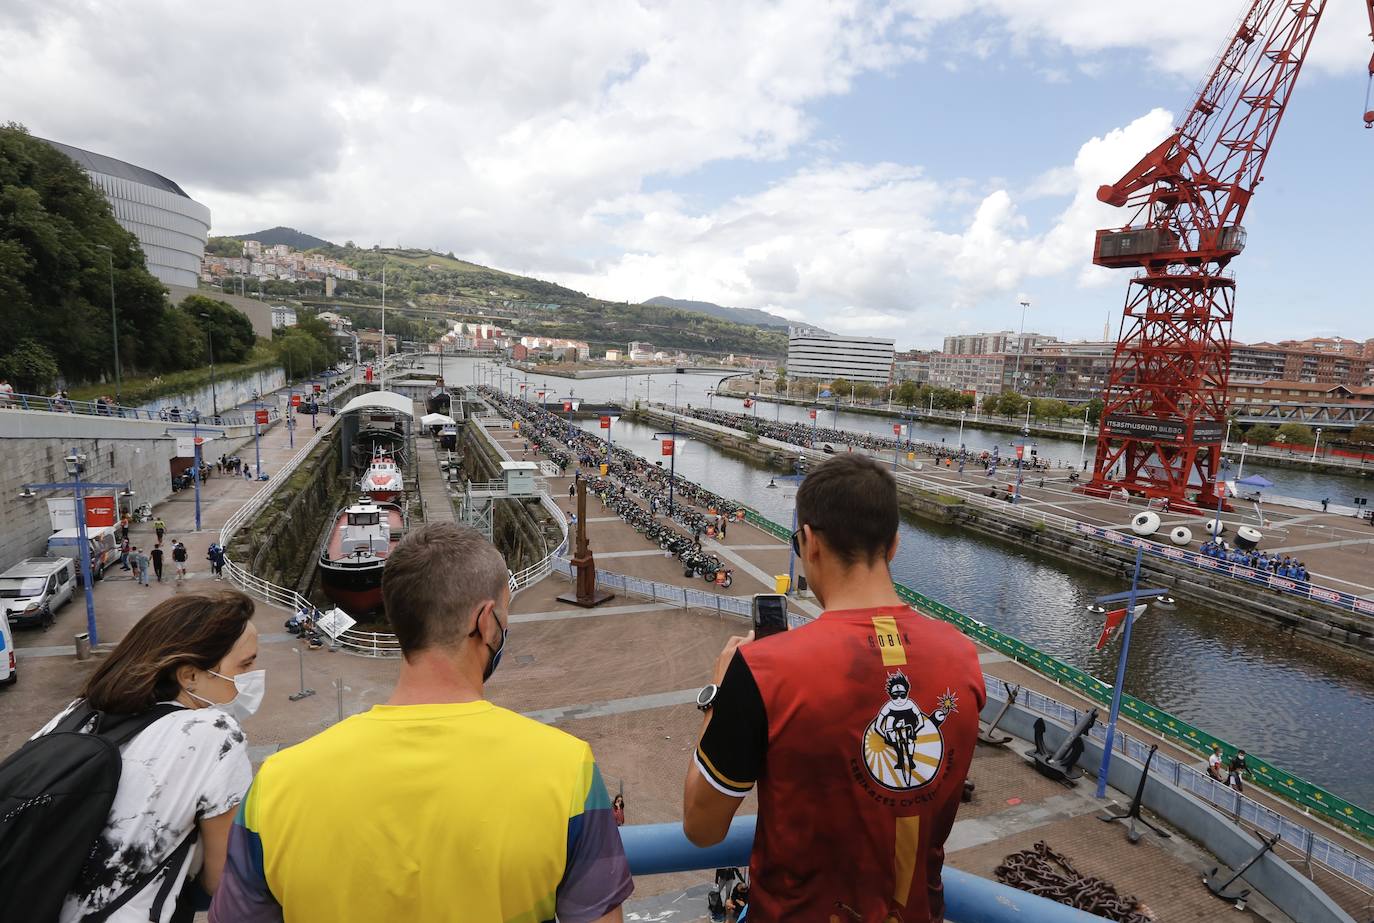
[38,138,191,199]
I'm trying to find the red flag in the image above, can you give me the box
[892,424,901,435]
[809,409,817,419]
[599,415,611,429]
[290,394,302,407]
[743,399,753,408]
[255,409,269,425]
[661,438,675,456]
[563,400,572,412]
[1016,444,1025,460]
[1095,604,1146,650]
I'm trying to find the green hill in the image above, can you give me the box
[296,244,788,358]
[645,295,794,331]
[230,226,335,249]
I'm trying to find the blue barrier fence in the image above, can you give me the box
[620,817,1112,922]
[1072,522,1374,618]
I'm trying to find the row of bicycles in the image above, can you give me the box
[588,475,735,588]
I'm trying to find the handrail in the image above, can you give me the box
[619,818,1113,922]
[0,390,280,427]
[992,679,1374,897]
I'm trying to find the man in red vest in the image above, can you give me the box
[684,454,984,922]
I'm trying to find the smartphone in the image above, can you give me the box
[752,594,789,639]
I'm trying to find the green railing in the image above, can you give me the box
[743,506,1374,840]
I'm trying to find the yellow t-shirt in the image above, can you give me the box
[211,700,633,923]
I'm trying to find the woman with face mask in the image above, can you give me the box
[32,591,262,923]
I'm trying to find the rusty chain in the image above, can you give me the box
[995,842,1156,922]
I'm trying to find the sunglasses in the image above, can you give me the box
[790,529,803,556]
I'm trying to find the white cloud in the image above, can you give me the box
[0,1,1364,349]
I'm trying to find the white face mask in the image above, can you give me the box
[188,668,266,722]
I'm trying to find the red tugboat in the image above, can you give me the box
[358,447,404,503]
[317,497,405,616]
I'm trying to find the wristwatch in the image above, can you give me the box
[696,683,720,712]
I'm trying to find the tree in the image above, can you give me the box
[0,338,59,392]
[895,380,919,408]
[272,328,330,381]
[204,236,243,257]
[981,394,1000,414]
[1084,397,1104,426]
[1277,422,1316,445]
[1347,423,1374,446]
[1244,424,1278,446]
[829,377,852,399]
[180,295,256,363]
[775,367,787,391]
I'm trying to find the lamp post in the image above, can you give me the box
[1238,442,1250,480]
[199,313,219,421]
[97,244,121,405]
[19,452,131,645]
[166,424,225,531]
[1079,405,1091,470]
[248,402,270,479]
[1224,419,1233,453]
[958,410,966,449]
[1212,457,1232,540]
[1013,298,1030,389]
[1311,427,1323,463]
[1024,400,1032,432]
[652,422,683,516]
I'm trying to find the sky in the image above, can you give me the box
[1,0,1371,350]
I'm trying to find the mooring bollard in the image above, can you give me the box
[288,648,315,701]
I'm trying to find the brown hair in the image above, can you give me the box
[382,523,509,656]
[796,454,899,567]
[81,591,255,713]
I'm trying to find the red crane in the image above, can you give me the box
[1084,0,1374,511]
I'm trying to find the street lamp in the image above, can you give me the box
[1211,457,1232,541]
[19,452,132,645]
[1224,419,1233,453]
[958,410,966,449]
[1079,406,1091,470]
[97,244,121,405]
[1238,442,1250,480]
[1013,298,1031,389]
[1311,427,1323,463]
[166,424,226,530]
[652,423,685,516]
[1024,400,1032,432]
[199,313,219,421]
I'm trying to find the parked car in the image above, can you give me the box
[0,557,77,629]
[0,601,14,685]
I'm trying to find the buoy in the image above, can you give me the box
[1235,526,1262,550]
[1169,526,1192,546]
[1203,518,1225,536]
[1086,604,1107,615]
[1156,596,1177,609]
[1130,512,1161,536]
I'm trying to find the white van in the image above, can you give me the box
[0,605,14,685]
[46,526,118,583]
[0,557,77,630]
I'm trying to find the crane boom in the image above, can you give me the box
[1083,1,1373,511]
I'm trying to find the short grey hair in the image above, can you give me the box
[382,523,510,655]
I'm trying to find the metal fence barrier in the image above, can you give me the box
[989,680,1374,896]
[0,389,280,426]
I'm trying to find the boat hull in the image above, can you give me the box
[365,488,402,503]
[317,558,385,616]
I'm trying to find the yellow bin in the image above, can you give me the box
[599,464,609,476]
[774,574,791,594]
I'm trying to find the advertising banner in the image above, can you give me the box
[46,495,117,531]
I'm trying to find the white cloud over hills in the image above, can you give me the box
[1,0,1367,346]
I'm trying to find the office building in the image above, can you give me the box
[942,331,1057,356]
[786,327,894,385]
[41,138,211,288]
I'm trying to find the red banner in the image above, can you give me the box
[1015,445,1025,460]
[809,409,816,420]
[313,383,322,393]
[599,416,611,429]
[364,366,373,382]
[892,424,901,435]
[290,394,302,407]
[661,438,675,456]
[255,409,269,425]
[83,495,117,527]
[743,399,753,408]
[563,400,572,412]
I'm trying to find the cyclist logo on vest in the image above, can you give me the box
[861,671,958,791]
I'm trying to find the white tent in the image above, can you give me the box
[421,412,456,426]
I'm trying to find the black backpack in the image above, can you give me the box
[0,703,196,922]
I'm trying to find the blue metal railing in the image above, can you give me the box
[0,390,276,427]
[622,817,1111,922]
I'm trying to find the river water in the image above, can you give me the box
[444,357,1374,807]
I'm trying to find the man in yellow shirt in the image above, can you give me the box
[211,523,632,922]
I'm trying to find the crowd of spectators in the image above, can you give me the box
[1199,541,1310,581]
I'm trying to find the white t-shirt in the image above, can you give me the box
[35,701,253,922]
[1208,752,1222,774]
